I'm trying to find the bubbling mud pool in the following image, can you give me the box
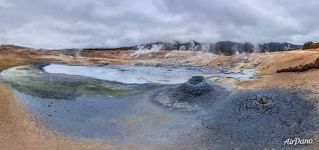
[9,64,317,149]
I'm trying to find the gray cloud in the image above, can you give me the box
[0,0,318,49]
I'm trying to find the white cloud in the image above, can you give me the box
[0,0,10,7]
[0,0,318,48]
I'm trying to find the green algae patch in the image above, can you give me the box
[76,80,151,97]
[0,65,161,99]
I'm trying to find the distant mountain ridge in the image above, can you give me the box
[134,40,207,52]
[0,41,302,56]
[134,40,302,56]
[258,42,301,52]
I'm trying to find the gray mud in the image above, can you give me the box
[13,87,208,149]
[154,76,230,111]
[4,64,319,149]
[202,89,319,149]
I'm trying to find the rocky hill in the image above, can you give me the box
[134,41,301,56]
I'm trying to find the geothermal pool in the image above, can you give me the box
[43,63,257,84]
[1,64,261,149]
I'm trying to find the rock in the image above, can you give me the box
[154,63,164,67]
[96,62,109,67]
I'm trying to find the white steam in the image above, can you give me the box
[130,44,163,56]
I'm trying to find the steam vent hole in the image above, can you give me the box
[187,76,205,86]
[256,95,272,105]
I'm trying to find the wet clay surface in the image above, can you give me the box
[202,89,319,149]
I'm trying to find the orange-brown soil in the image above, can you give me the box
[235,49,319,93]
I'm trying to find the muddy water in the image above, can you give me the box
[43,64,257,84]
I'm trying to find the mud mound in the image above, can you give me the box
[178,76,213,97]
[203,89,319,149]
[154,76,229,111]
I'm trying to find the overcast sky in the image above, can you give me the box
[0,0,318,49]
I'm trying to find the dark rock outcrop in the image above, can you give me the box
[277,58,319,73]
